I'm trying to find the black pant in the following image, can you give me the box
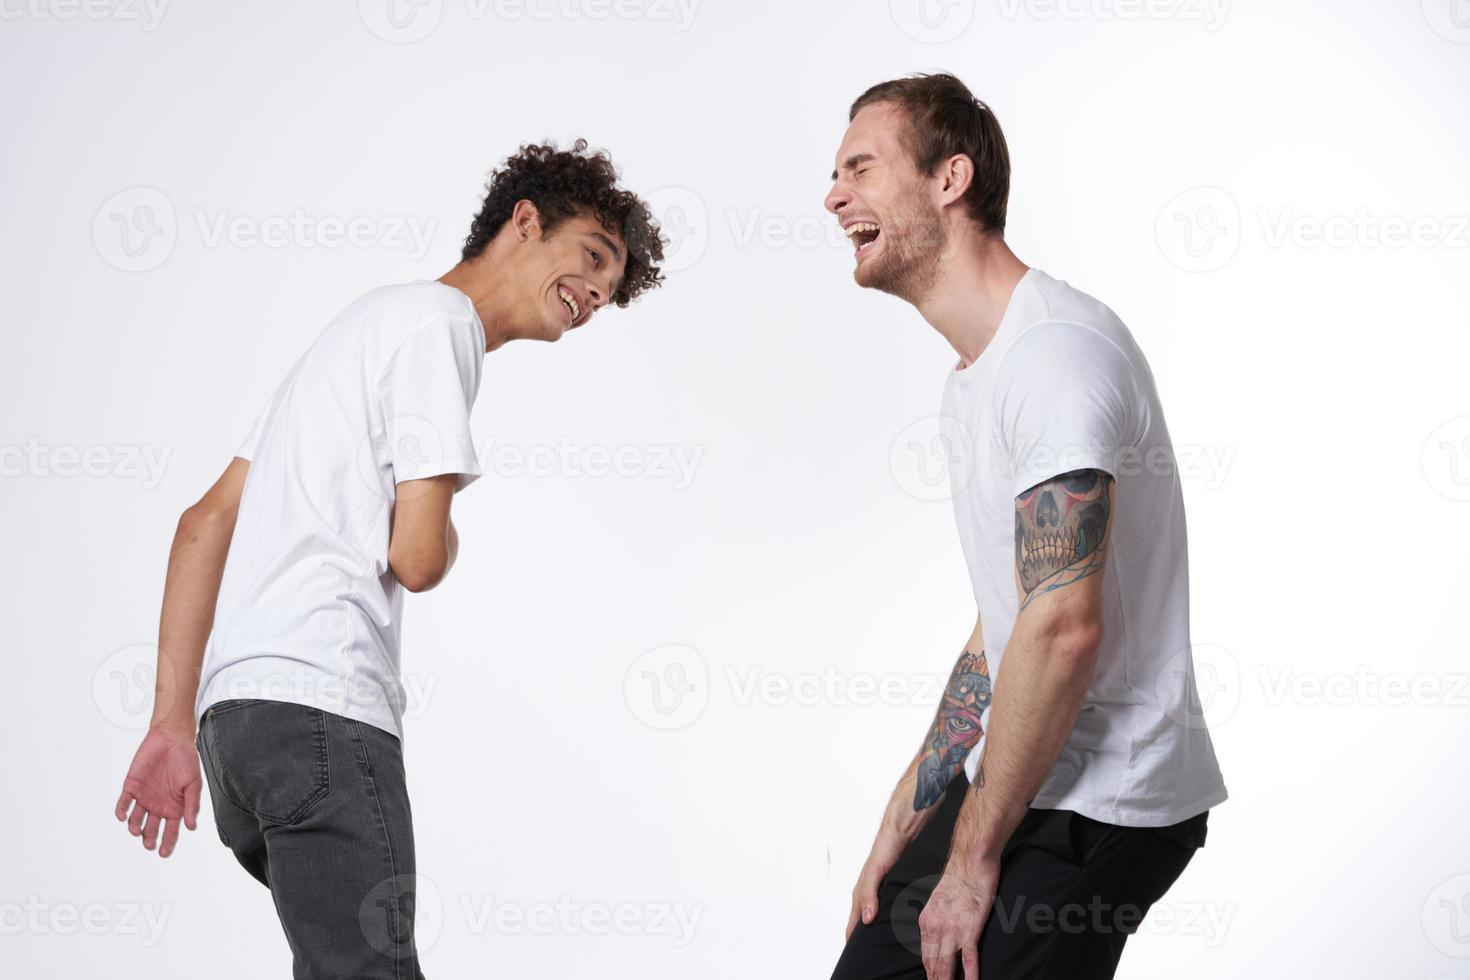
[196,698,426,980]
[831,774,1208,980]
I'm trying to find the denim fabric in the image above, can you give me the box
[197,698,426,979]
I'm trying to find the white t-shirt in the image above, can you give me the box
[940,268,1227,827]
[195,281,486,739]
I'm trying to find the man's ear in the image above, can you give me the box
[936,153,975,208]
[510,199,543,242]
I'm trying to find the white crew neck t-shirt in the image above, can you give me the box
[195,280,486,740]
[940,268,1227,827]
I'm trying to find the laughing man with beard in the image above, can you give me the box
[824,74,1227,980]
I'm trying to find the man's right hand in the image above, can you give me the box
[114,726,202,859]
[847,831,907,940]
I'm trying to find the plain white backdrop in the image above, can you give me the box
[3,0,1469,976]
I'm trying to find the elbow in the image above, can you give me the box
[1052,618,1104,665]
[389,551,449,594]
[176,500,234,543]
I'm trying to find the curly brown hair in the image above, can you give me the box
[459,139,665,307]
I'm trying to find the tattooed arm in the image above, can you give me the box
[846,616,992,939]
[917,469,1112,978]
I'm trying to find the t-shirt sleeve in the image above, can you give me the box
[377,316,484,492]
[235,410,266,461]
[993,321,1140,497]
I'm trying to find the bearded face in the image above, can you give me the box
[854,186,948,303]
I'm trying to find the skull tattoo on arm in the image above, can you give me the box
[1015,468,1113,611]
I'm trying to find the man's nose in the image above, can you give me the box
[824,183,849,216]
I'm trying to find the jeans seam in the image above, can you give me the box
[350,717,408,980]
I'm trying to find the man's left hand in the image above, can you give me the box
[917,859,1000,980]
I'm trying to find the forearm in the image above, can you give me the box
[944,612,1098,875]
[149,455,251,737]
[877,636,992,847]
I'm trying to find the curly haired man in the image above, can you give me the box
[113,140,664,978]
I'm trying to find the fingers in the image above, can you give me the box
[937,934,958,980]
[184,779,201,832]
[961,944,980,980]
[159,816,181,858]
[127,798,147,837]
[114,789,134,822]
[141,810,160,851]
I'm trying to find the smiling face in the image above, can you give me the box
[510,206,628,343]
[824,102,947,302]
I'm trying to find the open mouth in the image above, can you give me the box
[844,221,881,259]
[556,282,581,324]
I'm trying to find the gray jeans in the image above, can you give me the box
[196,698,426,979]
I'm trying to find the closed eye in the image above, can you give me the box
[586,247,602,268]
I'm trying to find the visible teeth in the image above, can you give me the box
[845,222,880,238]
[557,285,579,320]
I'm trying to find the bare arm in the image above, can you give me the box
[388,474,459,593]
[918,469,1112,979]
[152,456,250,736]
[846,615,991,938]
[116,456,249,857]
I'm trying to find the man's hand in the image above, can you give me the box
[847,830,905,940]
[918,859,1000,980]
[115,725,202,858]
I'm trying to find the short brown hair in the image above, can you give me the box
[850,73,1011,235]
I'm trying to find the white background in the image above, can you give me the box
[3,0,1469,976]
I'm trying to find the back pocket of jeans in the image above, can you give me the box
[206,700,330,825]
